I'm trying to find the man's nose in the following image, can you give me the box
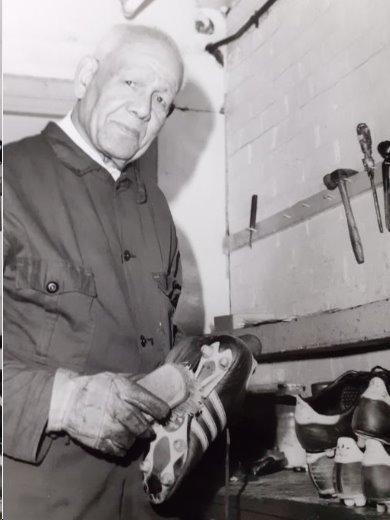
[127,93,152,121]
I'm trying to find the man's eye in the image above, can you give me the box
[156,95,167,107]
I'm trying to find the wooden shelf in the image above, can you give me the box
[209,470,390,520]
[215,299,390,360]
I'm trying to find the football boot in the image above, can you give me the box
[140,334,256,504]
[295,370,370,453]
[352,367,390,445]
[333,437,366,507]
[362,439,390,513]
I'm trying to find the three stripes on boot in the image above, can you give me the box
[191,390,227,451]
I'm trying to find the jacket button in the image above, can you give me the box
[46,281,59,294]
[140,335,154,347]
[123,250,132,262]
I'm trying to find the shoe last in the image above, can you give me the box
[333,437,366,507]
[363,438,390,513]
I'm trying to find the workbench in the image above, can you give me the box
[207,470,390,520]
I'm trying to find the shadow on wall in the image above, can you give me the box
[160,78,216,335]
[174,229,204,336]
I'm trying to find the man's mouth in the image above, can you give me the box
[112,121,140,137]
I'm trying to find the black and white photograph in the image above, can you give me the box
[2,0,390,519]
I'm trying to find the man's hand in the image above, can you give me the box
[47,369,170,457]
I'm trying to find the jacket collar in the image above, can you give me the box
[42,122,147,203]
[57,112,121,181]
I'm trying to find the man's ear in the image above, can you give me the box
[74,56,99,99]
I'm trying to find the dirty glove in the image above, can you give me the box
[47,368,170,457]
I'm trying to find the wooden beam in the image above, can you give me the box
[4,74,74,117]
[215,298,390,359]
[225,164,383,253]
[253,340,390,363]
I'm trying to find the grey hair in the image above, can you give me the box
[94,24,184,89]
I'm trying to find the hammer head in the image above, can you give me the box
[378,141,390,161]
[323,169,359,190]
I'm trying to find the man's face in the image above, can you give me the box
[77,39,181,165]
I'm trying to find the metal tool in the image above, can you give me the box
[378,141,390,232]
[248,194,258,248]
[357,123,383,233]
[323,169,364,264]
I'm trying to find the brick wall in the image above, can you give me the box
[226,0,390,320]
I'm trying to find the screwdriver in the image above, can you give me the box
[357,123,383,233]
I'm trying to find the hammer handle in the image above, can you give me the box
[338,179,365,264]
[369,176,384,233]
[383,161,390,232]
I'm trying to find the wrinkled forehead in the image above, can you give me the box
[102,39,183,91]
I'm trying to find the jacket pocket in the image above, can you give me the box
[16,257,97,365]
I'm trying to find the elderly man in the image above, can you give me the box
[4,25,185,519]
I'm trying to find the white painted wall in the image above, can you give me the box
[226,0,390,318]
[225,0,390,385]
[4,0,230,333]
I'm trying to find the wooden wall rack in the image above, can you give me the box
[224,164,383,253]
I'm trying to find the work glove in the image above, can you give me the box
[47,368,170,457]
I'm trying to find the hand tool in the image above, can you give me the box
[248,194,258,248]
[323,169,364,264]
[377,141,390,232]
[357,123,383,233]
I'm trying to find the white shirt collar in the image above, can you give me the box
[56,112,121,181]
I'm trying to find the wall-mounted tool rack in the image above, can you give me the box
[224,164,383,254]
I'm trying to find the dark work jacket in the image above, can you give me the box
[3,123,182,520]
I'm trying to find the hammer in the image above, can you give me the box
[323,169,364,264]
[357,123,383,233]
[377,141,390,232]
